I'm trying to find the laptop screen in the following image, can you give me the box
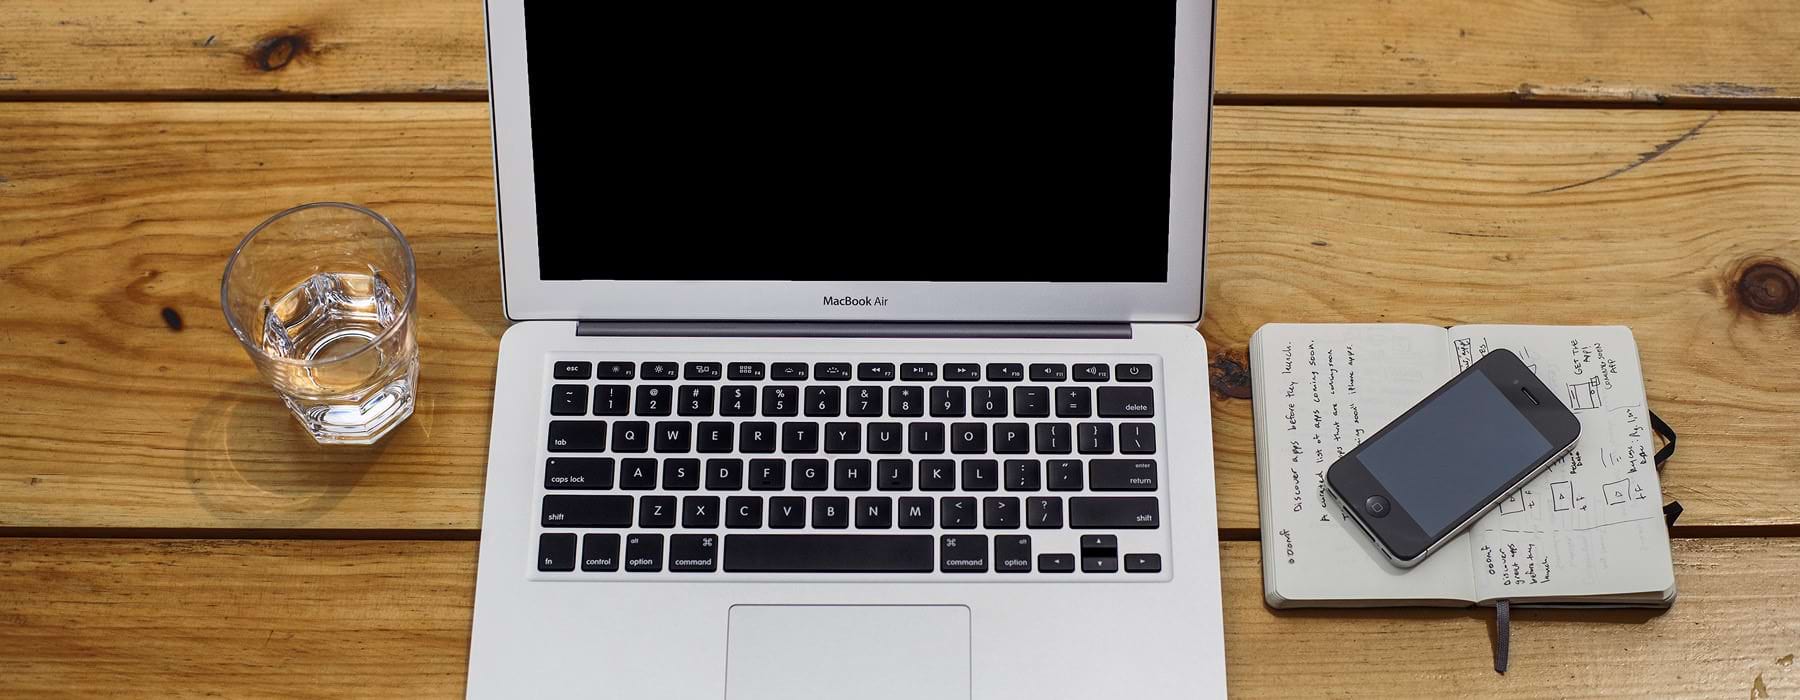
[522,2,1177,283]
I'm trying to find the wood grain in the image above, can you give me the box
[1216,0,1800,105]
[1199,107,1800,535]
[2,103,1797,533]
[1220,538,1800,698]
[1,537,1793,698]
[0,538,475,698]
[0,103,501,531]
[1,1,1798,105]
[0,0,486,98]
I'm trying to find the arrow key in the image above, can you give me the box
[1124,553,1162,573]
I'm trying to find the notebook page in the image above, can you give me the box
[1253,324,1475,604]
[1450,326,1677,603]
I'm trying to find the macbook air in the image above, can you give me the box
[469,2,1226,697]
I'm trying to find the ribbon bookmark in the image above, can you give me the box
[1493,599,1512,674]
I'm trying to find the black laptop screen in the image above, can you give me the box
[521,2,1177,283]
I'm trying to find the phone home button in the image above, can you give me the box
[1364,495,1391,518]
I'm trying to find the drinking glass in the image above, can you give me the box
[221,202,419,444]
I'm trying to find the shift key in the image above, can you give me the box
[1070,497,1160,529]
[541,495,633,527]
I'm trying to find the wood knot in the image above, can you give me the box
[161,307,184,331]
[1208,349,1252,400]
[1736,261,1798,315]
[247,30,315,72]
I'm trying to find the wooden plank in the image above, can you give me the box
[1198,107,1800,534]
[1,537,1794,697]
[0,103,501,531]
[1219,538,1800,697]
[2,103,1798,532]
[0,538,475,697]
[1216,0,1800,106]
[0,0,486,98]
[2,1,1799,104]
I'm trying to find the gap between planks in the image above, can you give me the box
[2,91,1800,111]
[1,524,1793,543]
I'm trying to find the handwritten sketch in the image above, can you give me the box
[1566,376,1602,411]
[1454,338,1476,370]
[1550,481,1573,512]
[1449,325,1674,600]
[1603,478,1631,506]
[1513,345,1539,374]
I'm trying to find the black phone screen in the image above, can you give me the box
[1356,371,1552,535]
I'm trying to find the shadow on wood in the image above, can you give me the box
[182,385,393,527]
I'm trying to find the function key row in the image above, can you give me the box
[554,361,1153,383]
[538,532,1163,574]
[551,385,1155,420]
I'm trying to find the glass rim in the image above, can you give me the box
[220,201,418,368]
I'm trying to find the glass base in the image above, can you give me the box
[284,377,415,445]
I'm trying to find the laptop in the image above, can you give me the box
[468,2,1225,697]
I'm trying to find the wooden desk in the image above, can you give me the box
[2,1,1796,696]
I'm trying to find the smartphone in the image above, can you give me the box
[1326,349,1581,567]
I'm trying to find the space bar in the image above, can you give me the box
[723,535,936,573]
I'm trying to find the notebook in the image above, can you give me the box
[1250,323,1676,609]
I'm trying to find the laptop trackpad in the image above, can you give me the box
[726,605,971,700]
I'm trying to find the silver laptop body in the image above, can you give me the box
[469,2,1226,697]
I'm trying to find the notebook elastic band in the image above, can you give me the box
[1650,410,1680,525]
[1650,410,1677,468]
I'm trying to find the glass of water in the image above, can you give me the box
[221,202,419,445]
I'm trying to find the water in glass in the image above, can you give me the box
[257,269,415,439]
[223,202,418,445]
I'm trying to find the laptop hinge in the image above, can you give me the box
[575,321,1132,339]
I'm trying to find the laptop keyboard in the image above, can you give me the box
[533,356,1170,580]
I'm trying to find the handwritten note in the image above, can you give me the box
[1254,324,1474,603]
[1451,325,1674,601]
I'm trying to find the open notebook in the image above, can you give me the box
[1251,324,1676,608]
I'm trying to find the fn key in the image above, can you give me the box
[538,533,576,572]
